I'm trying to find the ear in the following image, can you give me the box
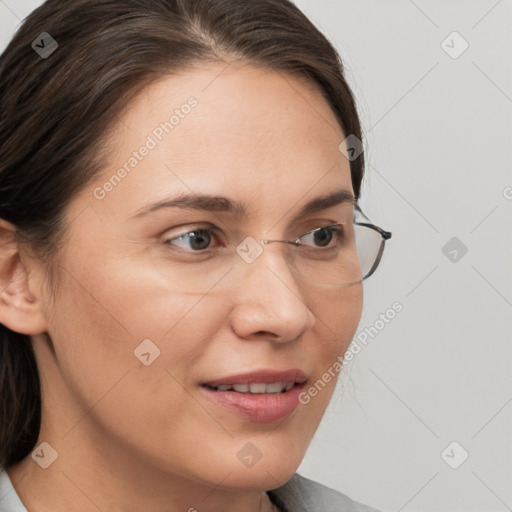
[0,218,48,335]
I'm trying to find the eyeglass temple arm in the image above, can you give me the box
[355,205,392,240]
[259,205,393,245]
[355,222,392,240]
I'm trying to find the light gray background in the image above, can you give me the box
[1,1,511,511]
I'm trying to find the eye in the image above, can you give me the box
[297,224,345,248]
[164,228,220,252]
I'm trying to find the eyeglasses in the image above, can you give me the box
[149,204,392,293]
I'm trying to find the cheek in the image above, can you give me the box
[308,282,363,356]
[44,270,141,416]
[48,266,208,376]
[299,284,363,408]
[44,262,225,462]
[45,245,232,412]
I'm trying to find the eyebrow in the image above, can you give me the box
[131,189,355,220]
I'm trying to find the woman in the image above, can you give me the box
[0,1,391,510]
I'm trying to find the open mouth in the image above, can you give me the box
[199,369,308,422]
[202,382,296,394]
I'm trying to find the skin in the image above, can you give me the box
[0,61,363,512]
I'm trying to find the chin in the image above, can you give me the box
[219,457,303,491]
[218,436,308,490]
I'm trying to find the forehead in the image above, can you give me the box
[87,62,353,222]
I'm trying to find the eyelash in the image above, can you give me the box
[162,223,346,254]
[163,226,223,254]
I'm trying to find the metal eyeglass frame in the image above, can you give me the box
[258,203,392,284]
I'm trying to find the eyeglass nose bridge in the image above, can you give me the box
[259,238,300,246]
[255,236,356,289]
[249,238,312,287]
[255,239,301,267]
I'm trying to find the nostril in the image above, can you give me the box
[254,331,278,338]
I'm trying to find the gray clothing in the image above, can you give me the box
[268,473,380,512]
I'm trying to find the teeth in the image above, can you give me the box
[249,383,268,393]
[264,382,284,394]
[232,384,250,392]
[213,382,295,393]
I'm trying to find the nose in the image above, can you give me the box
[229,240,315,343]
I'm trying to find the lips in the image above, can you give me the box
[201,368,307,388]
[200,368,308,422]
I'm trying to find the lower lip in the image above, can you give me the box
[200,384,305,423]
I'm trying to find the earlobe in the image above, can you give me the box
[0,218,48,335]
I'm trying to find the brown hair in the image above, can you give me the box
[0,0,365,469]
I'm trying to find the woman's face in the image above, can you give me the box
[31,62,363,491]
